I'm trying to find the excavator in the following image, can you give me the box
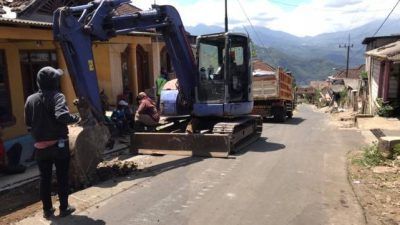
[53,0,262,186]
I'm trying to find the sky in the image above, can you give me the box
[132,0,400,37]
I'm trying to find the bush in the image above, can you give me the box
[360,71,368,79]
[376,98,395,117]
[359,144,385,167]
[392,144,400,159]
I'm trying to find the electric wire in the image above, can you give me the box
[373,0,400,36]
[235,0,266,49]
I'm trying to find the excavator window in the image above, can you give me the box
[197,40,226,103]
[227,36,249,103]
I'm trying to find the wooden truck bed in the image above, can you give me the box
[253,68,293,101]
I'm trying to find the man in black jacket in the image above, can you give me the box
[25,66,80,218]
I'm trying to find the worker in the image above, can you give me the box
[135,92,160,127]
[155,67,168,109]
[0,126,26,174]
[111,100,132,136]
[24,66,80,219]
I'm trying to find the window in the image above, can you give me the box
[20,51,57,100]
[0,50,14,125]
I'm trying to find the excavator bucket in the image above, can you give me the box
[131,133,231,158]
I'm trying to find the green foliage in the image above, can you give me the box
[376,98,395,117]
[251,41,257,58]
[360,71,368,79]
[392,144,400,159]
[358,144,384,167]
[339,89,348,106]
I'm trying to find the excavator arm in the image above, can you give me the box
[53,0,197,123]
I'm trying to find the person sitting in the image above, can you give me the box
[135,92,160,128]
[0,126,26,174]
[111,100,130,136]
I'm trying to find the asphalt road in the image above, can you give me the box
[58,104,366,225]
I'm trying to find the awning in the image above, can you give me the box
[366,40,400,61]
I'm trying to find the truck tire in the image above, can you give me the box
[287,111,293,119]
[274,107,286,123]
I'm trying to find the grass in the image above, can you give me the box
[353,143,385,167]
[392,144,400,159]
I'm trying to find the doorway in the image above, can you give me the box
[20,51,57,100]
[136,45,150,92]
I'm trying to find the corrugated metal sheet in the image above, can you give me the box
[366,40,400,61]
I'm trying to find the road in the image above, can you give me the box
[55,104,366,225]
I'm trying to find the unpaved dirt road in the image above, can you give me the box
[37,104,367,225]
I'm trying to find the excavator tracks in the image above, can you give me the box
[131,115,263,158]
[212,115,263,153]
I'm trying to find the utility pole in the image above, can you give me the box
[225,0,228,32]
[339,34,353,78]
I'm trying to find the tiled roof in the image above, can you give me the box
[1,0,32,13]
[0,17,52,27]
[1,0,142,20]
[114,3,141,16]
[296,86,315,94]
[309,80,329,90]
[252,59,275,72]
[332,65,365,80]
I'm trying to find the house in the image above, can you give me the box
[296,86,315,103]
[365,40,400,114]
[309,81,331,105]
[0,0,175,157]
[325,65,365,110]
[362,35,400,51]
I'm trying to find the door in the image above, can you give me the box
[136,45,150,92]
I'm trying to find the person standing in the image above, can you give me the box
[155,67,168,109]
[25,67,80,219]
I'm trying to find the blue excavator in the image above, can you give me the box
[54,0,262,185]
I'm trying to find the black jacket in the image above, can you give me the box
[24,67,79,142]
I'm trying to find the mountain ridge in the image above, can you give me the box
[186,18,400,84]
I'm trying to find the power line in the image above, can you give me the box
[235,0,266,49]
[373,0,400,36]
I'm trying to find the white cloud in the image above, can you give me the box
[132,0,400,37]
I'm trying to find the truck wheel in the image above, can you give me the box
[287,111,293,119]
[274,107,286,123]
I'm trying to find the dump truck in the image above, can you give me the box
[252,67,294,122]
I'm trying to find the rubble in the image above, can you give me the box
[372,166,398,174]
[96,159,138,181]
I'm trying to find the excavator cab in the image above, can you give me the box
[194,33,253,117]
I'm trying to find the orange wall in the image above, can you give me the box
[0,41,56,140]
[0,28,156,141]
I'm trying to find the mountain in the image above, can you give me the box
[186,18,400,84]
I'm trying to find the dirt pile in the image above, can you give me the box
[96,160,138,181]
[349,152,400,225]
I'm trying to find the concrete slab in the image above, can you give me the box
[357,116,400,131]
[378,136,400,158]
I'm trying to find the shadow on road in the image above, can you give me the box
[263,117,305,125]
[97,156,204,189]
[234,137,285,156]
[50,215,105,225]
